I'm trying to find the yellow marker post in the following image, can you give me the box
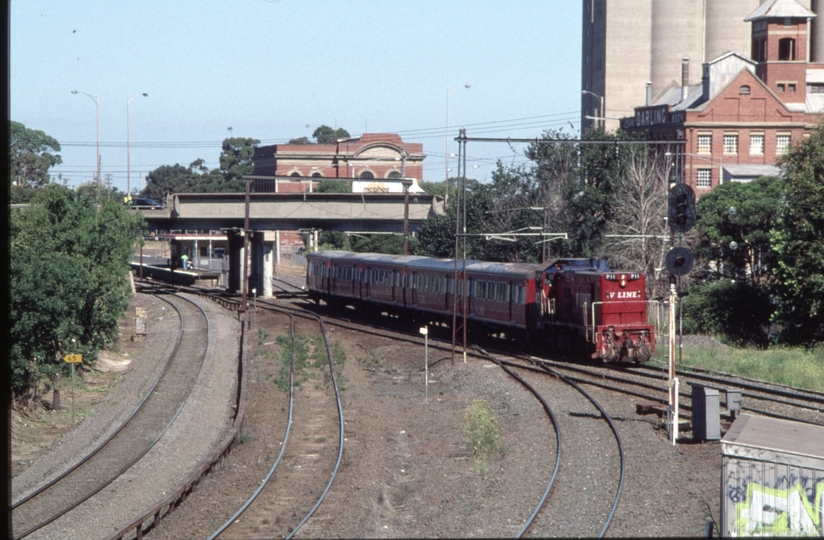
[64,354,83,423]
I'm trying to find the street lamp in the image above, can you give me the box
[401,177,413,255]
[127,93,148,201]
[72,90,101,201]
[445,83,471,206]
[582,90,605,130]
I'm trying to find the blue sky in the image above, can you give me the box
[11,0,583,193]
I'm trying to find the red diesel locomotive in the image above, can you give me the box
[306,250,656,363]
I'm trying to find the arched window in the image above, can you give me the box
[739,85,750,95]
[311,172,323,178]
[778,38,795,61]
[359,171,374,179]
[387,171,401,178]
[290,172,301,177]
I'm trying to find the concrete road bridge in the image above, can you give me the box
[133,191,444,298]
[137,191,442,232]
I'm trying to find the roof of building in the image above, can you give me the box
[723,164,782,180]
[744,0,816,21]
[655,84,705,110]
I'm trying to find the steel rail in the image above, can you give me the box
[207,315,297,539]
[470,346,561,538]
[522,355,626,538]
[284,310,345,540]
[13,292,212,539]
[11,292,186,509]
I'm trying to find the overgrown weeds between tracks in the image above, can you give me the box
[274,332,347,392]
[464,400,504,478]
[651,344,824,392]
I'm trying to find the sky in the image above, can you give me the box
[10,0,583,194]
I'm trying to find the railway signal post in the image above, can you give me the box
[666,183,696,445]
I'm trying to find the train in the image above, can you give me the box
[306,250,657,363]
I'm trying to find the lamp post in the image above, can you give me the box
[445,84,470,206]
[402,177,413,255]
[582,90,605,130]
[127,93,148,201]
[72,90,101,201]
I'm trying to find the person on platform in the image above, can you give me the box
[181,253,189,270]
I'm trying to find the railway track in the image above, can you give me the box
[11,292,212,539]
[472,347,625,537]
[210,303,345,539]
[139,292,345,539]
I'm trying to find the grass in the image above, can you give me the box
[649,343,824,392]
[464,400,503,478]
[273,332,347,392]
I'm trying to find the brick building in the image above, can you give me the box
[620,0,823,193]
[251,133,425,193]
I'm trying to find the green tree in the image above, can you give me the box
[9,121,62,188]
[220,137,260,185]
[10,185,144,409]
[9,121,63,203]
[287,136,312,145]
[772,121,824,345]
[695,176,783,284]
[681,279,773,346]
[315,179,352,193]
[312,125,350,144]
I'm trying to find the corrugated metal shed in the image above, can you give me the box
[720,413,824,536]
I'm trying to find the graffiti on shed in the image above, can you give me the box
[730,476,824,536]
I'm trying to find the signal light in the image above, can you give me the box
[668,184,696,233]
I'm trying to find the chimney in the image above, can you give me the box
[681,58,689,103]
[646,81,653,106]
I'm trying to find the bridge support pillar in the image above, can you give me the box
[262,231,275,297]
[249,231,265,298]
[227,231,247,294]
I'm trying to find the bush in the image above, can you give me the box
[681,280,773,347]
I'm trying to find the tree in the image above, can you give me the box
[312,125,350,144]
[681,279,773,346]
[287,136,312,145]
[771,121,824,344]
[601,144,670,291]
[9,121,62,188]
[695,176,783,284]
[10,185,144,409]
[220,137,260,185]
[315,179,352,193]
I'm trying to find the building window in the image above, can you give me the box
[387,171,401,178]
[359,171,374,179]
[778,38,795,61]
[750,134,765,155]
[739,85,751,95]
[810,84,824,94]
[697,169,712,188]
[311,172,322,178]
[776,134,791,155]
[784,17,792,27]
[290,171,301,177]
[788,83,796,93]
[777,83,785,92]
[697,134,712,153]
[723,134,738,155]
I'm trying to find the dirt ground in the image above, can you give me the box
[11,291,724,538]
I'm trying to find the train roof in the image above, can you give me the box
[404,257,483,271]
[541,258,609,273]
[466,261,541,277]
